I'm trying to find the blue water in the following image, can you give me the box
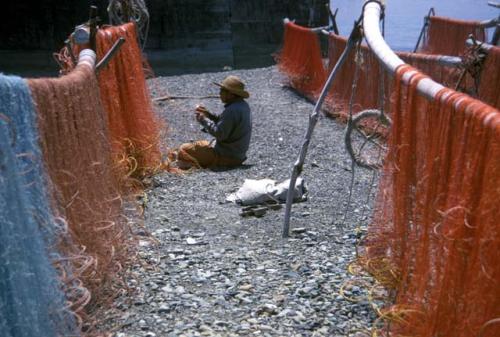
[329,0,499,51]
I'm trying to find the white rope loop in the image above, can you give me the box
[77,49,97,70]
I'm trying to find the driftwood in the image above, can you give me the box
[153,95,219,102]
[282,22,363,238]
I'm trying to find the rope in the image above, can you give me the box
[454,42,487,95]
[108,0,150,50]
[340,38,363,228]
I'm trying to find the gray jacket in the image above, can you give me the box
[199,100,252,161]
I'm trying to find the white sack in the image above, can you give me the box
[227,178,308,206]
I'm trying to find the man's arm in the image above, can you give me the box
[197,110,233,141]
[196,105,219,122]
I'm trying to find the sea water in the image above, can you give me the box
[329,0,499,51]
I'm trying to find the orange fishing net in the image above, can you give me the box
[325,33,383,117]
[276,21,326,100]
[419,16,486,56]
[95,23,162,180]
[478,45,500,109]
[323,33,463,132]
[28,62,131,319]
[397,51,461,88]
[366,64,500,337]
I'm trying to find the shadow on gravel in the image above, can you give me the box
[210,163,254,172]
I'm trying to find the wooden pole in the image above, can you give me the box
[326,4,340,35]
[282,22,363,238]
[96,37,126,72]
[413,7,435,52]
[153,94,219,102]
[88,6,98,52]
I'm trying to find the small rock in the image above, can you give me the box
[291,227,307,234]
[186,237,197,245]
[257,303,278,315]
[238,284,253,291]
[158,304,170,313]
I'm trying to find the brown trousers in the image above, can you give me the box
[178,140,243,168]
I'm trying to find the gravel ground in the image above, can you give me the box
[106,66,381,337]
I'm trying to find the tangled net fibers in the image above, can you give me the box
[56,22,163,183]
[28,61,132,319]
[419,16,486,56]
[0,74,78,337]
[276,21,326,101]
[478,45,500,110]
[95,23,162,181]
[366,64,500,337]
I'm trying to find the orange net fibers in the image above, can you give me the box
[324,33,462,132]
[28,63,130,317]
[96,23,162,179]
[419,16,486,56]
[276,22,326,100]
[397,51,462,88]
[325,33,383,118]
[478,45,500,109]
[366,64,500,337]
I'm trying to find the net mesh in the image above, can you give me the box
[275,21,326,100]
[95,23,162,180]
[325,33,384,117]
[478,45,500,110]
[419,16,487,56]
[366,64,500,337]
[56,23,163,182]
[323,32,465,133]
[28,62,132,319]
[0,74,78,337]
[277,20,500,336]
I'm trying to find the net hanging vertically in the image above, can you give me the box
[276,21,326,100]
[95,23,162,180]
[28,61,131,314]
[367,64,500,337]
[0,74,79,337]
[478,45,500,109]
[324,32,462,127]
[419,16,486,56]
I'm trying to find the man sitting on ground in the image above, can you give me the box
[174,75,252,169]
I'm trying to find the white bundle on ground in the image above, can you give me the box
[227,178,308,206]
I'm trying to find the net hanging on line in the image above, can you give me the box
[357,3,500,335]
[419,15,487,56]
[276,21,326,101]
[324,32,467,133]
[28,61,132,317]
[94,23,162,180]
[0,74,79,337]
[478,45,500,109]
[57,22,163,182]
[366,63,500,337]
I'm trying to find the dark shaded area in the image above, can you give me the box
[0,0,327,76]
[0,1,89,50]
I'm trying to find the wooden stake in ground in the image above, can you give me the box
[282,23,362,238]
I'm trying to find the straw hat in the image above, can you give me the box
[213,75,250,98]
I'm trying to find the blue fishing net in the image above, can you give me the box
[0,74,78,337]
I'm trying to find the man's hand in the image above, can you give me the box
[195,105,209,122]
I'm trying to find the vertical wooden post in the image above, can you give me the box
[282,23,362,238]
[326,4,339,35]
[89,5,98,51]
[413,7,435,52]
